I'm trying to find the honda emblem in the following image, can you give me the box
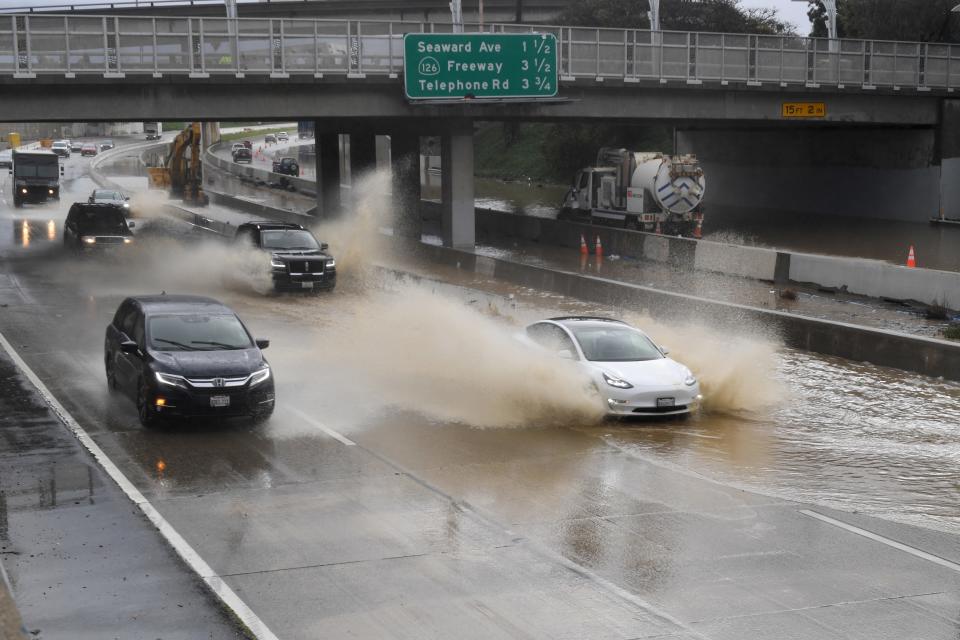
[212,378,225,388]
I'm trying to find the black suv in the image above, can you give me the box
[234,222,336,292]
[63,203,135,252]
[104,295,275,426]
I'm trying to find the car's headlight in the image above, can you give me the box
[20,188,27,194]
[48,188,54,195]
[123,237,134,244]
[326,259,335,268]
[684,373,697,386]
[123,202,130,208]
[270,256,285,269]
[155,371,187,388]
[81,236,96,244]
[249,366,271,387]
[603,372,633,389]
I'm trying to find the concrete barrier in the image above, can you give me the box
[790,253,960,309]
[205,142,315,196]
[412,242,960,382]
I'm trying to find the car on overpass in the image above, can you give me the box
[104,294,274,426]
[233,221,336,293]
[233,147,252,163]
[523,317,701,417]
[62,203,135,253]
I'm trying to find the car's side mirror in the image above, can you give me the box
[119,340,139,354]
[127,220,136,228]
[557,349,574,360]
[60,165,65,176]
[660,346,670,355]
[320,243,329,251]
[255,339,270,350]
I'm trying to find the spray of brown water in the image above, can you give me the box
[620,310,783,414]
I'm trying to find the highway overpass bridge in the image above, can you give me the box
[0,0,563,24]
[2,13,958,245]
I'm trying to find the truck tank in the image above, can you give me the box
[596,148,706,215]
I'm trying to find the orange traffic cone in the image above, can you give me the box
[906,246,916,268]
[579,233,588,256]
[595,235,603,259]
[692,220,702,239]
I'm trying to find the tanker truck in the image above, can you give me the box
[559,148,706,236]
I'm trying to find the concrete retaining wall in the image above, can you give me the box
[414,242,960,383]
[205,142,316,196]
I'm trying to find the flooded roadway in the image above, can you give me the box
[2,156,959,637]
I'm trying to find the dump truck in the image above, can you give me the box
[560,148,706,237]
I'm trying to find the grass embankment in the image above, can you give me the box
[474,122,558,183]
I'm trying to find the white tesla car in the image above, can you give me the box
[524,317,702,416]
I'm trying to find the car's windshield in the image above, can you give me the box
[570,325,663,362]
[148,314,252,351]
[76,211,127,233]
[94,190,121,200]
[260,229,319,250]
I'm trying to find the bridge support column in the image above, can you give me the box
[316,129,341,218]
[939,100,960,219]
[348,132,378,186]
[441,123,475,248]
[390,132,421,239]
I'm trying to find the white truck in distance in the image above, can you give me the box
[560,148,706,237]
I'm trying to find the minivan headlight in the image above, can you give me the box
[684,374,697,386]
[249,366,271,387]
[155,371,187,388]
[602,372,633,389]
[81,236,96,244]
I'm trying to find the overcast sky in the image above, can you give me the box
[8,0,815,33]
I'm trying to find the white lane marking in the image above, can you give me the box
[800,510,960,574]
[285,405,356,446]
[0,329,280,640]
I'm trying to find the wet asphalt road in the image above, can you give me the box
[1,163,960,638]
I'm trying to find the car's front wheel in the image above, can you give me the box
[137,382,158,427]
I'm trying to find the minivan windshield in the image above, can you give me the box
[260,229,319,251]
[569,325,663,362]
[148,314,252,351]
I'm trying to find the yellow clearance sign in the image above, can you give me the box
[782,102,826,118]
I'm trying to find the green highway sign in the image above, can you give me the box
[403,33,558,101]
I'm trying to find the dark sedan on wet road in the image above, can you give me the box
[104,295,275,426]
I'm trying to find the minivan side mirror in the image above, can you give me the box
[127,220,136,228]
[660,346,670,355]
[255,339,270,350]
[320,243,329,251]
[119,340,139,354]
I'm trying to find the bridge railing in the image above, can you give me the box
[2,14,958,90]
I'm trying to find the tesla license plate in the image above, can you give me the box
[656,397,675,408]
[301,281,314,289]
[210,395,230,408]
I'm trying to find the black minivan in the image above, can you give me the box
[63,203,135,253]
[104,295,275,426]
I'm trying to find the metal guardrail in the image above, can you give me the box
[1,14,957,91]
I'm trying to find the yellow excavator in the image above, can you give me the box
[147,122,209,206]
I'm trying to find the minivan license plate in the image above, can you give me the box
[656,397,675,408]
[210,395,230,407]
[301,281,314,289]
